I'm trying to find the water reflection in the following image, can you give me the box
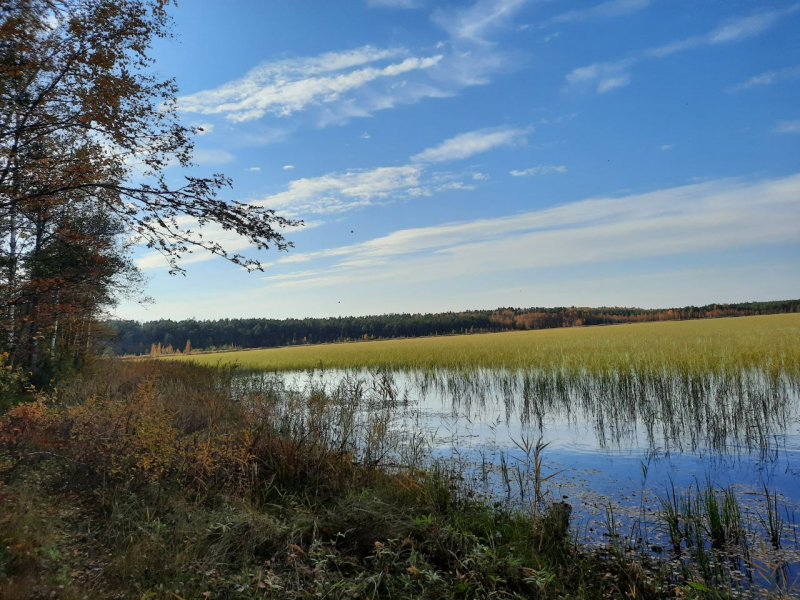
[233,365,799,516]
[230,365,800,591]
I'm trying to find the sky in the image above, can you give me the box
[119,0,800,321]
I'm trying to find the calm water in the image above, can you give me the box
[237,365,800,587]
[244,367,800,527]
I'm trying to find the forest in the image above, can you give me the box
[108,299,800,355]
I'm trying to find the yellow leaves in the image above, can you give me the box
[66,381,183,482]
[4,376,266,494]
[0,398,56,450]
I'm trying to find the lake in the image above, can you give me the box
[232,364,800,588]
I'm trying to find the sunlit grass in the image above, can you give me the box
[167,313,800,375]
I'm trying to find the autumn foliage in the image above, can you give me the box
[0,361,368,499]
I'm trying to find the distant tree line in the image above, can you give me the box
[106,300,800,356]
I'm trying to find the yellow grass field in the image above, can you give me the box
[166,313,800,374]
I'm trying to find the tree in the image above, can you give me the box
[0,0,299,371]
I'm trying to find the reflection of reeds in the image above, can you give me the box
[412,365,796,455]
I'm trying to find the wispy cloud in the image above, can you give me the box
[706,9,793,44]
[510,165,567,177]
[728,65,800,92]
[179,0,531,128]
[542,0,650,27]
[179,46,443,123]
[261,174,800,289]
[411,126,529,163]
[192,149,235,165]
[136,220,320,271]
[252,164,479,216]
[567,5,800,94]
[283,165,295,170]
[255,165,425,215]
[660,144,673,151]
[137,156,482,270]
[566,59,634,94]
[773,120,800,134]
[433,0,529,43]
[245,166,261,172]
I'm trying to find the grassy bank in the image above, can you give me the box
[166,313,800,375]
[1,359,773,599]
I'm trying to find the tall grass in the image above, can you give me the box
[168,313,800,377]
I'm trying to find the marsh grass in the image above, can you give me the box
[167,314,800,377]
[2,352,799,598]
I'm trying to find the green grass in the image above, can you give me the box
[167,313,800,374]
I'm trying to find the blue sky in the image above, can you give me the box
[119,0,800,321]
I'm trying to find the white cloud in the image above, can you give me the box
[596,73,631,93]
[360,132,371,139]
[262,174,800,290]
[255,165,426,215]
[433,0,529,43]
[645,8,799,59]
[193,149,235,165]
[135,155,482,271]
[543,0,650,27]
[773,120,800,134]
[136,220,321,271]
[251,150,483,217]
[661,144,673,150]
[179,46,443,123]
[283,165,295,170]
[565,59,634,94]
[178,0,529,128]
[411,126,529,163]
[472,172,489,180]
[510,165,567,177]
[728,65,800,92]
[567,5,800,94]
[245,166,261,172]
[707,9,794,44]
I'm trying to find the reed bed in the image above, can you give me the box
[168,314,800,376]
